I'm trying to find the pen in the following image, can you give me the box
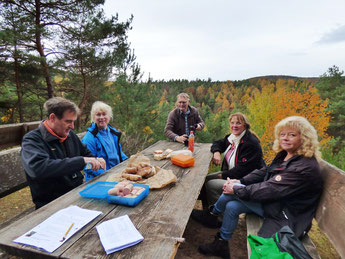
[60,223,74,242]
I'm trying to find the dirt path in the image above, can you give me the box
[175,201,248,259]
[176,215,248,259]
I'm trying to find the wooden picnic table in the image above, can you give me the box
[0,140,212,258]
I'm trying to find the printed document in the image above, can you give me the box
[13,206,102,253]
[96,215,144,254]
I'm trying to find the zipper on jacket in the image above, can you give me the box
[282,210,289,219]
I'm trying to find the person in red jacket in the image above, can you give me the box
[197,116,323,259]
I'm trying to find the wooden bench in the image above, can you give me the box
[246,159,345,258]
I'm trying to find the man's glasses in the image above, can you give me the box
[178,101,187,104]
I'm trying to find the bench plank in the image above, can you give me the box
[316,160,345,258]
[0,147,27,198]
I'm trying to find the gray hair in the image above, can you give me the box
[90,101,113,123]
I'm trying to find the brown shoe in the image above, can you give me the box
[198,232,230,259]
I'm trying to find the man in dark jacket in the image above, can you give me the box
[164,93,204,143]
[21,97,105,209]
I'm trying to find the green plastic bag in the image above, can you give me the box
[248,234,293,259]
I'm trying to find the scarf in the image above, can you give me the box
[43,120,68,143]
[224,130,246,169]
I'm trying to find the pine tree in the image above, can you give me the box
[316,66,345,150]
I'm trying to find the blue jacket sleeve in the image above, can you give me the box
[81,132,105,176]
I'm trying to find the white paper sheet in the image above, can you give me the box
[13,205,102,253]
[96,215,144,254]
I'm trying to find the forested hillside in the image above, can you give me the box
[1,1,344,169]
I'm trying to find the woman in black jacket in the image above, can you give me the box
[193,112,265,214]
[197,116,323,259]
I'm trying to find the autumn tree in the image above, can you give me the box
[248,82,330,162]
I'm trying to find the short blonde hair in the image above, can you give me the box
[90,101,113,123]
[177,93,190,101]
[272,116,321,160]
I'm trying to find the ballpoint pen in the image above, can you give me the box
[60,223,74,242]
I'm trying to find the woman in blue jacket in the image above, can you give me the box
[82,101,128,181]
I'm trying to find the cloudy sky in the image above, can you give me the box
[104,0,345,81]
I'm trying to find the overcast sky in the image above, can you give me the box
[104,0,345,81]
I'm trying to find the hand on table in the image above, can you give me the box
[176,134,188,144]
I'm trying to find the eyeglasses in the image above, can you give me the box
[178,101,187,104]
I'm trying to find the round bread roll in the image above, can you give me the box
[122,172,142,181]
[136,166,152,177]
[125,166,137,173]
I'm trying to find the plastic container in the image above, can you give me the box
[169,149,193,157]
[171,154,195,168]
[79,181,149,207]
[188,131,194,152]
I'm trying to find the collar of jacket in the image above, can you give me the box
[88,123,122,138]
[271,151,303,170]
[178,106,191,116]
[39,120,70,142]
[226,130,250,146]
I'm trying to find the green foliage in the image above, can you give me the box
[316,65,345,150]
[0,0,133,123]
[102,75,161,155]
[321,138,345,171]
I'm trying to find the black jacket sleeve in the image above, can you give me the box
[234,158,321,202]
[210,135,230,154]
[21,132,87,180]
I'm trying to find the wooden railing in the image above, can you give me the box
[0,121,40,150]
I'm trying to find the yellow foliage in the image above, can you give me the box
[143,126,153,135]
[54,75,63,83]
[1,116,9,123]
[248,82,331,163]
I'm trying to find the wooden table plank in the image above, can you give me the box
[0,140,212,259]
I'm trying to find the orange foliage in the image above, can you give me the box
[248,83,330,163]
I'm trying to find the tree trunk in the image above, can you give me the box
[77,65,88,129]
[35,0,54,98]
[13,45,23,122]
